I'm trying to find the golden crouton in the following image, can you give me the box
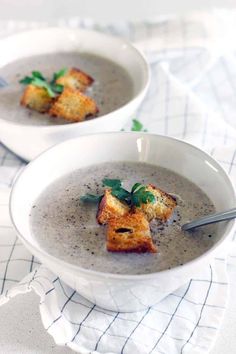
[20,84,53,113]
[49,87,98,122]
[56,68,94,92]
[107,211,157,253]
[137,184,177,222]
[97,189,129,225]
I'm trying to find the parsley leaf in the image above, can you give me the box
[102,179,130,203]
[50,83,64,94]
[131,182,143,193]
[19,76,33,85]
[132,119,143,131]
[80,194,102,203]
[32,71,46,81]
[102,178,122,189]
[51,68,67,83]
[102,179,155,207]
[80,179,155,208]
[131,183,156,207]
[111,187,130,202]
[19,68,67,98]
[131,119,147,132]
[145,191,156,203]
[31,77,56,97]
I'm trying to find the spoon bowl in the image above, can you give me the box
[182,207,236,231]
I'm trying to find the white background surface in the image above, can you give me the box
[1,0,236,353]
[0,0,236,22]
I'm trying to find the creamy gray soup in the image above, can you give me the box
[0,52,133,125]
[30,162,217,275]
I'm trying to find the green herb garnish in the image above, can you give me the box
[50,83,64,94]
[31,77,55,97]
[51,68,67,83]
[50,68,67,94]
[80,178,155,207]
[32,71,46,81]
[19,69,67,97]
[131,119,148,132]
[102,178,122,189]
[19,76,34,85]
[130,183,156,207]
[110,187,131,202]
[103,178,130,203]
[80,194,103,203]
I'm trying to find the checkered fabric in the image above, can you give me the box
[0,11,236,354]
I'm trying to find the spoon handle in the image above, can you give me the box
[182,207,236,231]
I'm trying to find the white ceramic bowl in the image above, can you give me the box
[10,133,236,312]
[0,28,149,161]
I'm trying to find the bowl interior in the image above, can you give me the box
[0,27,148,98]
[10,133,236,270]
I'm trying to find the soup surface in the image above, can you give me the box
[0,52,133,125]
[30,162,217,275]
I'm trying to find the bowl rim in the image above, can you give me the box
[9,132,236,280]
[0,27,150,130]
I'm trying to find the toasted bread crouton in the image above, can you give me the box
[137,184,176,222]
[56,68,94,92]
[49,88,98,122]
[97,189,129,225]
[107,211,157,253]
[20,84,53,113]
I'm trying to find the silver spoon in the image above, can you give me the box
[182,207,236,231]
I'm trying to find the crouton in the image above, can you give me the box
[137,184,177,222]
[20,84,53,113]
[97,189,129,225]
[56,68,94,92]
[49,87,98,122]
[107,211,157,253]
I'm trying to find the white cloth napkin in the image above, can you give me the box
[0,11,236,354]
